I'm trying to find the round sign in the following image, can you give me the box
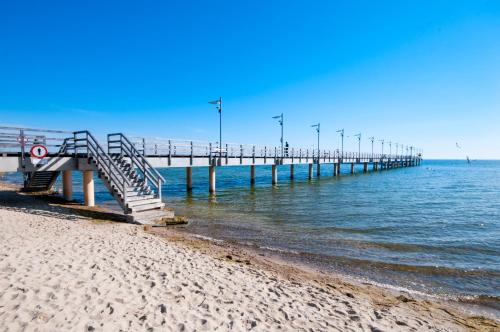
[30,144,48,159]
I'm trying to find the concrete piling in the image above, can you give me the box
[308,164,313,180]
[250,165,255,185]
[83,170,94,207]
[350,163,355,174]
[62,170,72,201]
[316,163,321,177]
[363,162,368,173]
[272,164,278,185]
[209,166,216,194]
[186,167,193,191]
[290,164,294,179]
[333,163,337,176]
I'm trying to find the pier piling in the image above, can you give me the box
[290,164,295,179]
[83,170,95,207]
[62,170,72,201]
[351,163,355,174]
[363,162,368,173]
[209,166,216,194]
[272,165,278,185]
[250,165,255,185]
[308,164,313,180]
[186,167,193,191]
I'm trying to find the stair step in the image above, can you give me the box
[127,198,161,207]
[126,194,155,202]
[129,202,165,213]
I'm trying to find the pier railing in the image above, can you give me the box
[126,137,413,162]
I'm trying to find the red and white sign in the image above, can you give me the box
[30,144,48,159]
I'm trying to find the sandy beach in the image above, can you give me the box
[0,184,498,331]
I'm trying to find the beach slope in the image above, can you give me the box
[0,185,497,331]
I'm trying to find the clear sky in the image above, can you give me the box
[1,1,499,159]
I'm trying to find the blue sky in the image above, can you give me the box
[1,1,499,158]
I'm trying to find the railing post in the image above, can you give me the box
[190,141,193,166]
[19,129,26,168]
[155,144,158,155]
[225,143,228,164]
[252,145,255,164]
[142,138,146,156]
[240,144,243,164]
[264,146,267,164]
[209,142,213,165]
[168,139,172,166]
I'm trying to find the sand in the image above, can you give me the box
[0,184,498,331]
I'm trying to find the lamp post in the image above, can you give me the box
[388,141,392,158]
[272,113,284,158]
[336,129,344,159]
[208,97,222,160]
[395,143,399,159]
[354,133,361,159]
[379,139,385,156]
[369,136,374,160]
[311,123,320,161]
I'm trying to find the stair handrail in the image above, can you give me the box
[107,133,164,201]
[74,131,132,204]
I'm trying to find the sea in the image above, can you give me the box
[2,159,499,315]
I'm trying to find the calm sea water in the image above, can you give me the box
[3,160,500,311]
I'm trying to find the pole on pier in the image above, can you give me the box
[209,166,216,194]
[186,167,193,191]
[83,171,95,207]
[363,162,368,173]
[250,165,255,185]
[350,163,355,174]
[308,163,313,180]
[290,164,294,179]
[272,164,278,185]
[62,170,72,201]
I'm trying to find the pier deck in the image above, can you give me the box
[0,126,422,223]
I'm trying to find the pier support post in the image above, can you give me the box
[62,170,73,201]
[83,170,95,207]
[333,163,337,176]
[186,167,193,191]
[250,165,255,185]
[308,163,313,180]
[290,164,294,180]
[209,166,216,194]
[272,164,278,185]
[350,163,355,174]
[337,163,341,175]
[373,163,377,171]
[316,163,321,177]
[363,162,368,173]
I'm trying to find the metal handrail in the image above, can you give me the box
[107,133,164,201]
[74,131,132,203]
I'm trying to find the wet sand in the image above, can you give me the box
[0,183,498,331]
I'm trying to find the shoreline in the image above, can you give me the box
[0,183,499,330]
[150,225,500,321]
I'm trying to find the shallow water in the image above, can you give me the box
[3,160,500,311]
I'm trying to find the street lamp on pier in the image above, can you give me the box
[208,97,222,159]
[369,136,374,160]
[354,133,361,159]
[379,139,385,157]
[336,129,344,159]
[272,113,284,158]
[311,123,320,161]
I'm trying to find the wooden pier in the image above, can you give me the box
[0,126,422,223]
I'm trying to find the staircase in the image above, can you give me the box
[74,131,168,224]
[23,171,60,192]
[23,137,74,192]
